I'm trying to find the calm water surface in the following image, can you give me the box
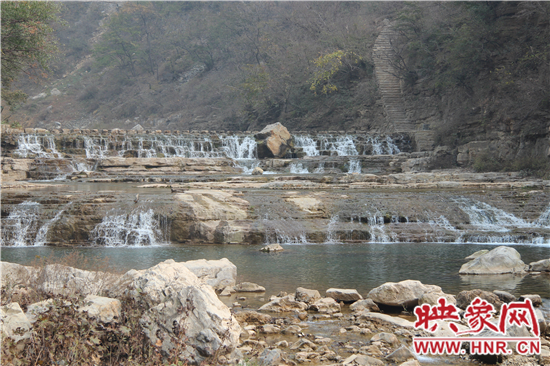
[3,242,550,298]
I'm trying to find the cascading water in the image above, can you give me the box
[294,135,320,156]
[220,135,259,174]
[1,202,41,246]
[454,198,530,232]
[35,203,72,246]
[290,163,309,174]
[314,163,325,174]
[84,136,109,159]
[14,134,63,158]
[319,135,359,156]
[325,215,340,243]
[221,135,257,159]
[348,159,361,174]
[91,209,168,247]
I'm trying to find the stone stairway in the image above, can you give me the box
[373,24,416,133]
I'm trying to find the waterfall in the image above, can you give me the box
[348,159,361,174]
[35,202,72,246]
[1,202,41,246]
[365,136,401,155]
[318,135,359,156]
[14,134,62,158]
[290,163,309,174]
[325,215,340,243]
[455,198,530,232]
[91,209,167,247]
[294,135,320,157]
[221,135,257,159]
[83,136,109,159]
[535,203,550,227]
[314,163,325,174]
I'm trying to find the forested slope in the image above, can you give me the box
[4,2,550,170]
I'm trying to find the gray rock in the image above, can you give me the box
[350,299,380,313]
[371,332,398,345]
[343,354,384,365]
[0,303,32,342]
[182,258,237,290]
[326,288,362,302]
[519,294,543,307]
[260,244,284,253]
[493,290,516,303]
[258,348,284,366]
[259,295,308,313]
[309,297,341,314]
[385,346,415,363]
[78,295,121,323]
[465,249,489,260]
[295,287,321,304]
[529,258,550,272]
[50,88,61,96]
[234,282,265,292]
[456,289,503,310]
[251,167,264,175]
[459,246,527,274]
[368,280,442,308]
[122,259,241,364]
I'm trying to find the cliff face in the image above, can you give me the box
[4,2,550,172]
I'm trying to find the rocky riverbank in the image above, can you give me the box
[2,247,550,366]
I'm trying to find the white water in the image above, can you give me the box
[1,202,41,246]
[91,209,167,247]
[294,135,320,156]
[84,136,109,159]
[325,215,341,243]
[314,163,325,174]
[455,198,531,232]
[35,203,72,246]
[348,159,361,174]
[221,135,257,159]
[15,134,62,158]
[290,163,309,174]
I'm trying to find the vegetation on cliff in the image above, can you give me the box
[4,2,550,161]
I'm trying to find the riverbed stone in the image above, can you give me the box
[529,258,550,272]
[385,346,415,363]
[258,348,284,366]
[493,290,516,303]
[326,288,362,302]
[295,287,321,304]
[459,246,527,275]
[260,244,284,252]
[371,332,398,345]
[350,299,380,313]
[367,280,442,308]
[234,282,265,292]
[309,297,341,314]
[418,292,456,306]
[456,289,503,310]
[259,295,308,313]
[182,258,237,290]
[519,294,543,307]
[251,167,264,175]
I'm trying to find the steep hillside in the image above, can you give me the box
[4,2,550,172]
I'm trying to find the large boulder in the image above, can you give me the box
[367,280,442,308]
[183,258,237,290]
[255,123,293,159]
[122,259,241,364]
[459,246,527,275]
